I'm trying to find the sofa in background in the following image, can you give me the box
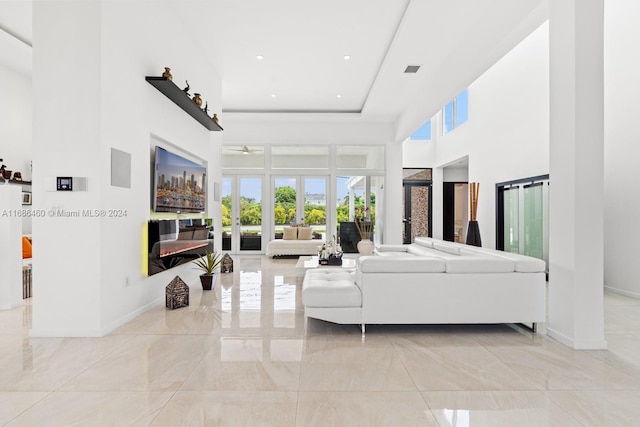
[266,226,324,257]
[22,236,32,259]
[147,224,213,275]
[302,237,546,332]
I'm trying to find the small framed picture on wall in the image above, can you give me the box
[22,191,32,205]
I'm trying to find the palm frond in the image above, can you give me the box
[193,251,222,275]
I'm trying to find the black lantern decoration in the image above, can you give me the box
[165,276,189,310]
[221,253,233,273]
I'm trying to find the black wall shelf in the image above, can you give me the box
[145,76,223,132]
[0,178,32,185]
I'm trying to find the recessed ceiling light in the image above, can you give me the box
[271,94,276,98]
[404,65,421,73]
[337,94,342,98]
[256,55,264,60]
[344,55,351,60]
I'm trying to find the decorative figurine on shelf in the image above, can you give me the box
[203,101,208,114]
[12,172,22,181]
[0,161,11,180]
[212,113,219,124]
[162,67,173,81]
[182,80,190,96]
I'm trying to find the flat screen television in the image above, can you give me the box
[153,146,206,213]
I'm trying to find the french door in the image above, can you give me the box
[273,176,328,240]
[221,176,264,254]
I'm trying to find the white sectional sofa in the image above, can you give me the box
[302,237,546,332]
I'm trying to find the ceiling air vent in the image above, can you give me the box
[404,65,421,74]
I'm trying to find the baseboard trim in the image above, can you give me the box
[0,300,25,311]
[604,286,640,299]
[546,327,608,350]
[30,296,164,338]
[101,296,164,336]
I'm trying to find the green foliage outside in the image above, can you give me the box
[221,187,375,230]
[336,194,376,223]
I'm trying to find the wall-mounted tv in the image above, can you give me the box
[153,146,206,213]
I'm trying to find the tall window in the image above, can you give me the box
[410,119,432,140]
[443,88,469,135]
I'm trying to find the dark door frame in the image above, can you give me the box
[402,180,433,243]
[442,181,468,242]
[495,174,549,251]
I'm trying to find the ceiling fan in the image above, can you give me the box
[228,145,263,155]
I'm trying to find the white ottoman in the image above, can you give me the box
[302,269,364,330]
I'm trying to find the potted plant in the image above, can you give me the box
[193,250,222,290]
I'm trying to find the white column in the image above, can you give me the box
[364,176,371,219]
[0,186,25,310]
[431,167,443,240]
[548,0,606,349]
[384,141,403,244]
[31,1,103,336]
[348,187,355,220]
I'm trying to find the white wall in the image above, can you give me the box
[604,0,640,297]
[0,40,32,235]
[31,1,222,336]
[0,186,24,310]
[443,167,468,182]
[0,63,31,181]
[98,1,222,333]
[404,22,550,249]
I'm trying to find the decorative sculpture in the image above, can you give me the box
[162,67,173,80]
[221,253,233,273]
[466,182,482,247]
[165,276,189,310]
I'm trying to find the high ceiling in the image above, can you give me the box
[0,0,549,139]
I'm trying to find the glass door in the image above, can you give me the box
[273,176,327,240]
[503,186,520,253]
[274,177,298,238]
[303,177,327,240]
[523,183,544,259]
[337,175,379,251]
[222,176,264,254]
[496,175,549,275]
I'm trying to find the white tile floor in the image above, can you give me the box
[1,255,640,426]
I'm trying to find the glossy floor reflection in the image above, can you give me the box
[2,255,640,426]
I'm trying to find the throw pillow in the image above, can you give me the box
[22,236,32,259]
[192,227,209,240]
[283,227,297,240]
[297,227,312,240]
[177,228,194,240]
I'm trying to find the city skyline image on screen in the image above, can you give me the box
[154,146,206,213]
